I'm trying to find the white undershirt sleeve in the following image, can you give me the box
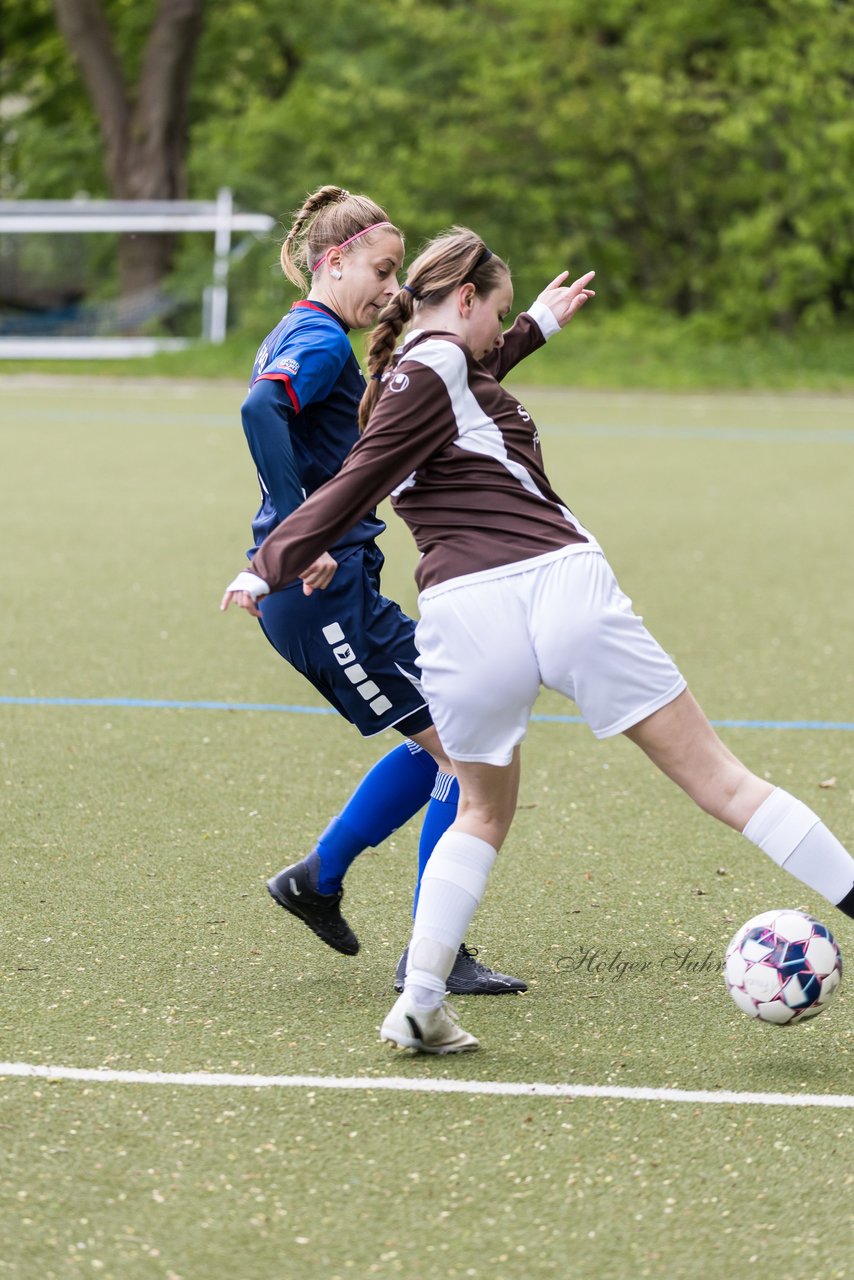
[526,299,561,340]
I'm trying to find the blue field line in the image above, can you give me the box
[2,694,853,732]
[0,695,333,715]
[7,402,854,443]
[540,423,854,443]
[533,711,854,731]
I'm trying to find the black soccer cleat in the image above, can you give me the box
[266,856,359,956]
[394,942,527,995]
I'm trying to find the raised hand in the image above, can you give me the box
[535,270,596,328]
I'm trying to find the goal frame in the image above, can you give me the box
[0,188,275,359]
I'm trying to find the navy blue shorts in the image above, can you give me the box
[257,544,433,738]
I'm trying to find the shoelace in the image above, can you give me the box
[458,944,493,974]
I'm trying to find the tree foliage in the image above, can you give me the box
[3,0,207,302]
[2,0,852,333]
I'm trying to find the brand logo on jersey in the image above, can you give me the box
[388,373,410,393]
[276,357,300,376]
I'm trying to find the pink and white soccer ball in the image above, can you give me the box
[724,909,842,1025]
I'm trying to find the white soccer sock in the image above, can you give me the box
[405,830,497,1010]
[742,787,854,909]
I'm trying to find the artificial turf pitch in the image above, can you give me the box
[1,377,853,1278]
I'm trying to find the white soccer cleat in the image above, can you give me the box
[380,992,479,1055]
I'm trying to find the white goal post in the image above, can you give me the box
[0,188,275,359]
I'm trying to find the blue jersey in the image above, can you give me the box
[242,299,385,562]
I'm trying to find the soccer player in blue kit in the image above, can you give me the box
[232,186,525,995]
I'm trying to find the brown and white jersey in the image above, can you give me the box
[250,303,591,594]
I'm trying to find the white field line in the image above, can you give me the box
[1,1061,853,1110]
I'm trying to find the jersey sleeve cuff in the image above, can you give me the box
[526,299,562,340]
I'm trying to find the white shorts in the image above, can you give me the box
[415,548,686,767]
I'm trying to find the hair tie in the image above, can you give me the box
[402,283,419,299]
[462,245,495,287]
[371,372,383,382]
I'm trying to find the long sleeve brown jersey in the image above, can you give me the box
[249,306,590,594]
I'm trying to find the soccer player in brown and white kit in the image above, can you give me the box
[224,227,854,1055]
[230,189,524,995]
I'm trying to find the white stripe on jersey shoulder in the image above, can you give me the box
[390,336,471,499]
[399,334,566,515]
[397,334,469,400]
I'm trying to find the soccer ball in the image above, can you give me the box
[724,909,842,1025]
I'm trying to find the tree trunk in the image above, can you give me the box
[52,0,207,312]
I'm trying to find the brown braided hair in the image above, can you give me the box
[280,185,402,291]
[358,227,508,430]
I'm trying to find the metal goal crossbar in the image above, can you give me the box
[0,189,275,359]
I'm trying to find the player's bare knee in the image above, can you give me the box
[456,800,514,848]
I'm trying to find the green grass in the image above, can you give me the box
[524,313,854,391]
[1,379,854,1278]
[2,312,853,390]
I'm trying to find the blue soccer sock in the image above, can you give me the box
[413,771,460,916]
[314,741,438,894]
